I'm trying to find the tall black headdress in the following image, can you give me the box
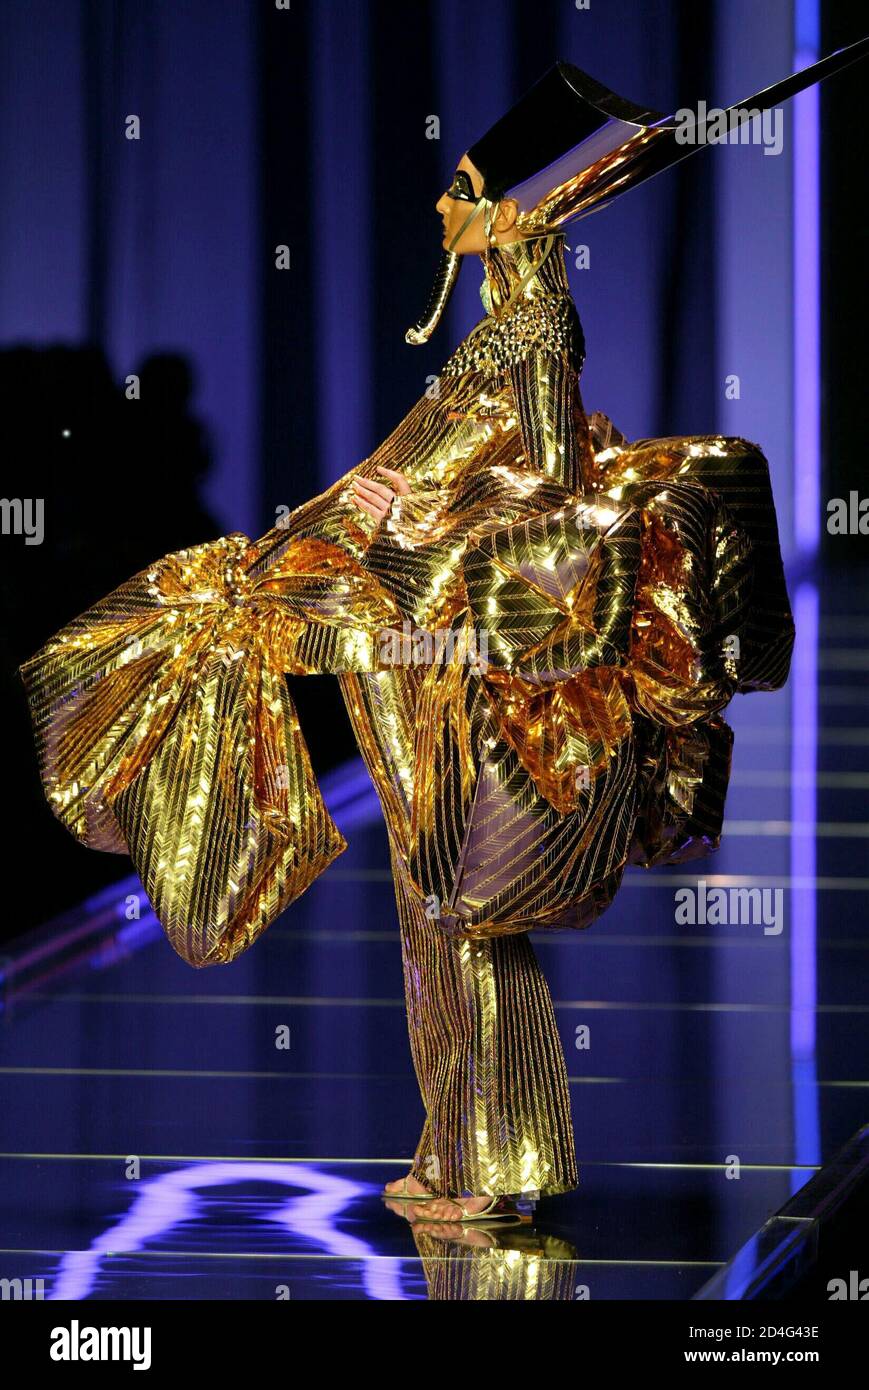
[406,37,869,344]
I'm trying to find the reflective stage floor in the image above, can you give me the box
[1,576,867,1300]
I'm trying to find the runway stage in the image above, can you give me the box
[2,574,867,1302]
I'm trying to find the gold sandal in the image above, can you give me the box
[381,1177,436,1202]
[411,1194,521,1224]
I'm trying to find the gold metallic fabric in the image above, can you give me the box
[411,1226,580,1300]
[20,236,793,963]
[18,531,400,966]
[391,845,578,1199]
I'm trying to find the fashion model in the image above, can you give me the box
[20,45,868,1227]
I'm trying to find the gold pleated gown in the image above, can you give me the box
[338,239,585,1198]
[19,232,794,1204]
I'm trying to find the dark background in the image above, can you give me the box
[0,0,866,940]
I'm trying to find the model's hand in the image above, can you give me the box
[351,467,411,522]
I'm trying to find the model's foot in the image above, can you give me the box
[383,1173,433,1200]
[410,1194,508,1222]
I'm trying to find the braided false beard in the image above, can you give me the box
[405,250,462,345]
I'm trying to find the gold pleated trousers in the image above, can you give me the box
[340,668,578,1200]
[395,856,579,1198]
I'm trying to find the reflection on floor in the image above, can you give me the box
[1,579,867,1300]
